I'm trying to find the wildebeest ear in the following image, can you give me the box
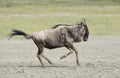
[81,18,86,23]
[81,18,87,25]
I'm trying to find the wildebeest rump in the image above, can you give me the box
[8,19,89,66]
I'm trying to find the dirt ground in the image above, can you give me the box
[0,36,120,78]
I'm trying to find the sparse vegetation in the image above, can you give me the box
[0,0,120,38]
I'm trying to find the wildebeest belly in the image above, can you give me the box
[44,44,62,49]
[44,35,63,49]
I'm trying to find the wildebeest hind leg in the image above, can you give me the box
[37,54,44,66]
[41,54,53,65]
[37,48,44,66]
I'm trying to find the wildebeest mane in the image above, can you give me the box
[67,26,81,42]
[52,24,70,29]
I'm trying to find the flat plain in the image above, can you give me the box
[0,0,120,78]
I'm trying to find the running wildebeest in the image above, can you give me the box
[8,19,89,66]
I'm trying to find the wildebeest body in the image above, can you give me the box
[32,27,73,49]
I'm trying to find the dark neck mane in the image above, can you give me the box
[52,24,70,29]
[68,27,80,41]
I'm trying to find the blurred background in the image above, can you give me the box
[0,0,120,38]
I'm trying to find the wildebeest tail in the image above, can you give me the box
[8,29,32,39]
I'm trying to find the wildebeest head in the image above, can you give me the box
[76,19,89,41]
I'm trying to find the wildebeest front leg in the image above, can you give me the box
[60,48,73,60]
[71,46,80,66]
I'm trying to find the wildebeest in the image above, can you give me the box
[8,19,89,66]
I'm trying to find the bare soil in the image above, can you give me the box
[0,36,120,78]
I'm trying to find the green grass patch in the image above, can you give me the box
[0,1,120,38]
[0,5,120,14]
[0,0,120,7]
[0,14,120,38]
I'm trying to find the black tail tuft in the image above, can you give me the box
[8,29,32,39]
